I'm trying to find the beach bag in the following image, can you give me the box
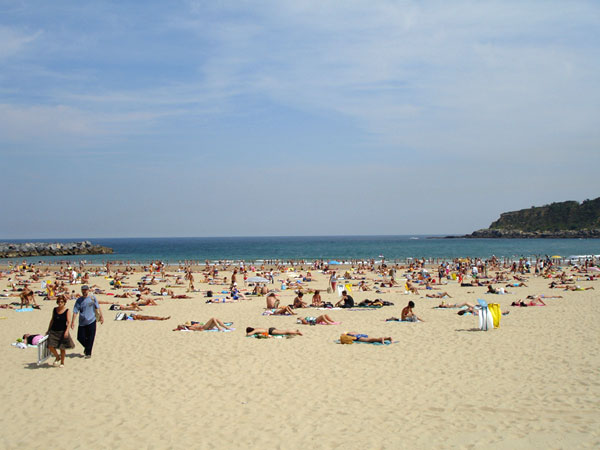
[206,290,213,298]
[340,334,354,345]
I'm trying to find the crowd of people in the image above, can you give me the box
[4,255,598,364]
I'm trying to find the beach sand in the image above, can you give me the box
[0,264,598,449]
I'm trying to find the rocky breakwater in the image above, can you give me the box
[452,229,600,239]
[0,241,114,258]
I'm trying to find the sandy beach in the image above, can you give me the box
[1,262,598,449]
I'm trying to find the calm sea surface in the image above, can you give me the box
[3,236,600,264]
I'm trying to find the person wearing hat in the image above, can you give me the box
[71,285,103,358]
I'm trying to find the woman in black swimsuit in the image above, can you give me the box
[46,295,75,367]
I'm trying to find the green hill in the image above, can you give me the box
[489,198,600,232]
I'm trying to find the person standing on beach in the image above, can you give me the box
[329,272,337,292]
[71,285,103,358]
[46,295,75,367]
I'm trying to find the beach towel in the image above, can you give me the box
[178,327,234,332]
[347,308,378,312]
[488,303,501,328]
[15,307,34,312]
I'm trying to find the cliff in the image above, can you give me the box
[0,241,114,258]
[455,198,600,238]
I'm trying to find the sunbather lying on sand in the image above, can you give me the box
[437,301,474,309]
[246,327,302,337]
[563,285,594,291]
[297,314,337,325]
[526,294,562,299]
[342,332,392,344]
[425,291,452,299]
[134,294,158,306]
[168,290,192,299]
[487,285,510,294]
[109,303,142,311]
[512,298,546,306]
[130,314,170,321]
[206,298,237,303]
[173,317,232,331]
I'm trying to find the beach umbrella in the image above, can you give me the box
[246,276,269,283]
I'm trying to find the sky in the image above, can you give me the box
[1,0,599,238]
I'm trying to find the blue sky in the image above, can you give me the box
[1,0,599,238]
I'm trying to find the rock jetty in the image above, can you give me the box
[0,241,113,258]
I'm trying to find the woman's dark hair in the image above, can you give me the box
[246,327,254,333]
[408,301,415,308]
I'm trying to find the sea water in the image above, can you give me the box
[3,236,600,265]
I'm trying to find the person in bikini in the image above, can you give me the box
[128,314,170,321]
[425,291,452,299]
[269,305,296,315]
[311,290,323,307]
[297,314,337,325]
[246,327,302,337]
[173,317,231,331]
[342,332,392,344]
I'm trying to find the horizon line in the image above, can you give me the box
[0,233,462,241]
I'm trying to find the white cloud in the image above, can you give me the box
[0,26,41,59]
[171,1,600,160]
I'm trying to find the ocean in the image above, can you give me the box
[3,236,600,264]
